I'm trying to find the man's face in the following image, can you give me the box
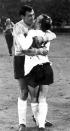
[23,9,35,26]
[35,15,43,29]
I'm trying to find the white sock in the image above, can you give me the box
[38,97,48,128]
[18,97,27,125]
[31,103,39,125]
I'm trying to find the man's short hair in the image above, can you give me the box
[37,14,52,31]
[19,5,33,16]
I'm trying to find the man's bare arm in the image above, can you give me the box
[22,47,48,56]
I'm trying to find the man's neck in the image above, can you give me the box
[22,19,30,28]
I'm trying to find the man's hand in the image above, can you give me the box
[38,47,48,56]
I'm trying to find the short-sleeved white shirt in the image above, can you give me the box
[24,30,56,75]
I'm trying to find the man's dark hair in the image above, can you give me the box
[38,14,52,32]
[19,5,33,16]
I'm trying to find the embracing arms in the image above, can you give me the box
[21,46,48,56]
[13,25,56,56]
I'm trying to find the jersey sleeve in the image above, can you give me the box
[45,41,50,51]
[13,24,22,35]
[44,30,56,41]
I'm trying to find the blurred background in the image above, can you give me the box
[0,0,70,32]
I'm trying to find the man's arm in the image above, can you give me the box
[22,47,48,56]
[43,30,56,41]
[13,25,49,56]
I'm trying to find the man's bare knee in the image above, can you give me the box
[31,96,38,103]
[20,89,28,100]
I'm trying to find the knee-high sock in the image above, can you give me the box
[18,97,27,125]
[38,96,48,128]
[31,103,38,124]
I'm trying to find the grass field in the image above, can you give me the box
[0,33,70,131]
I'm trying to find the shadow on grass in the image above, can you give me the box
[16,126,53,131]
[25,126,53,131]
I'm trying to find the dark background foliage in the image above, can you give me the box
[0,0,70,26]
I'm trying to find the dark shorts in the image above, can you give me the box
[25,62,54,88]
[13,56,25,79]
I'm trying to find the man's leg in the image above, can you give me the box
[18,78,28,131]
[32,86,53,127]
[37,85,48,130]
[31,63,53,127]
[5,34,12,56]
[28,85,39,125]
[8,34,13,56]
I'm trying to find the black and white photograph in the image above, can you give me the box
[0,0,70,131]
